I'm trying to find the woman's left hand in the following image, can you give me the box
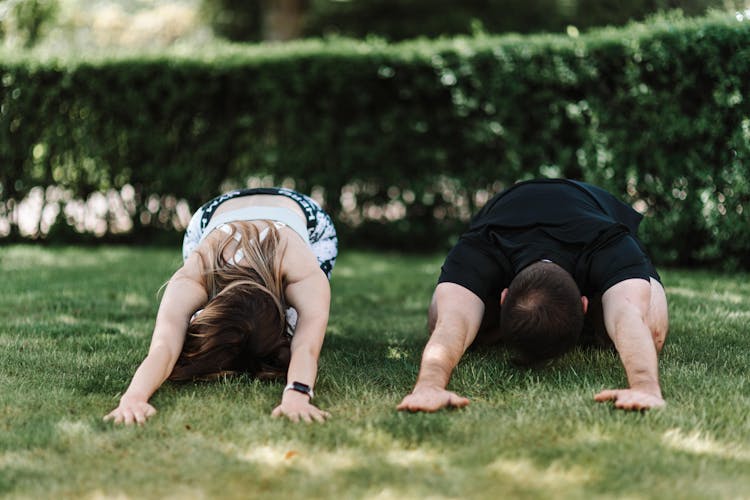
[271,390,330,423]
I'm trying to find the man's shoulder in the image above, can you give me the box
[438,234,513,304]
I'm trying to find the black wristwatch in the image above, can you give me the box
[284,381,314,399]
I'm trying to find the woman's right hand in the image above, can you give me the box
[103,396,157,425]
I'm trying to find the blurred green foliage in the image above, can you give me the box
[201,0,264,42]
[1,13,749,268]
[204,0,745,42]
[0,0,59,48]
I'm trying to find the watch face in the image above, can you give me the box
[289,382,313,398]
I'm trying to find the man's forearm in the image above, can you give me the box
[413,319,470,390]
[414,342,462,389]
[612,317,661,396]
[411,285,483,391]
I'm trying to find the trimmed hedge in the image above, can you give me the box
[1,13,750,268]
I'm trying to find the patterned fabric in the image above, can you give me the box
[182,188,338,337]
[182,187,338,278]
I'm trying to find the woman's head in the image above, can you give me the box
[499,261,586,365]
[169,222,290,381]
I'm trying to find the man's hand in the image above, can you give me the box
[271,390,330,423]
[594,388,665,411]
[103,397,157,425]
[397,386,470,413]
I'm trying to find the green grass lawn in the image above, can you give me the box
[1,245,749,499]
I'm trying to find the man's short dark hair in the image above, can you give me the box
[499,261,584,365]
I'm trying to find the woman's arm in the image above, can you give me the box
[104,254,207,425]
[271,243,331,423]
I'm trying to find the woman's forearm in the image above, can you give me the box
[121,345,175,402]
[285,335,322,388]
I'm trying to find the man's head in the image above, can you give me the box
[499,261,587,365]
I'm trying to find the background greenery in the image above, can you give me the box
[2,13,750,268]
[1,245,749,498]
[2,3,748,498]
[206,0,748,41]
[5,1,744,49]
[0,0,60,48]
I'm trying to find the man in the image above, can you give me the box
[397,179,668,413]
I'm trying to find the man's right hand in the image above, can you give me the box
[397,386,469,413]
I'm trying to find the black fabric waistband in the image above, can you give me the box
[199,187,318,231]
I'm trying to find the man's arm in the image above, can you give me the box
[594,278,665,410]
[397,282,485,412]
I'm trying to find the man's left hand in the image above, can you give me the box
[594,388,665,411]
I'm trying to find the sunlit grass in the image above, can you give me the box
[1,245,749,499]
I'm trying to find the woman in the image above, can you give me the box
[104,187,338,424]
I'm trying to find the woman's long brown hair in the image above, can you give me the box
[169,222,291,381]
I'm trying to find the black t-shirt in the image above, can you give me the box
[438,179,659,309]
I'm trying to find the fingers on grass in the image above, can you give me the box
[617,401,646,411]
[396,398,415,411]
[402,404,436,413]
[311,412,326,423]
[123,410,136,425]
[617,399,663,411]
[594,390,619,402]
[313,409,331,423]
[450,395,469,408]
[614,399,633,410]
[396,401,416,412]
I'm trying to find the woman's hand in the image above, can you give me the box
[103,396,157,425]
[271,390,330,423]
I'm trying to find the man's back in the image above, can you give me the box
[470,178,639,235]
[440,178,658,304]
